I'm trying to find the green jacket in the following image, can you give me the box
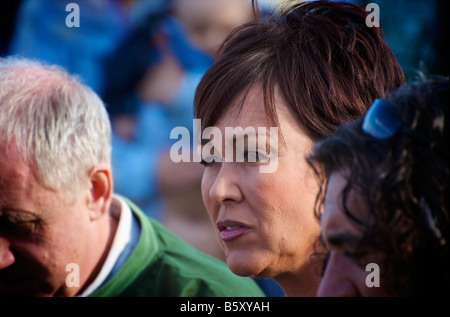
[89,198,265,297]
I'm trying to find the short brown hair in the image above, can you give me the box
[194,0,405,142]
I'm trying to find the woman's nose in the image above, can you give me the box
[208,163,244,205]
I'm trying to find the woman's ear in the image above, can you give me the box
[87,163,113,221]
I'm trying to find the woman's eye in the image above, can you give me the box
[245,151,258,162]
[200,152,270,166]
[200,156,222,167]
[200,160,213,167]
[244,151,269,163]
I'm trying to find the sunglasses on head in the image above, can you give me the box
[362,98,447,157]
[362,98,447,246]
[362,98,402,139]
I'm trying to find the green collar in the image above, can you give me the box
[88,197,159,297]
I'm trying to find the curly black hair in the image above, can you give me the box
[307,77,449,296]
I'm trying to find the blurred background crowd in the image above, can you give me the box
[0,0,447,296]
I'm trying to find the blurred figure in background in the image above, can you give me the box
[172,0,255,59]
[0,1,22,56]
[8,0,153,94]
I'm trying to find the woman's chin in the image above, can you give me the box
[225,250,272,278]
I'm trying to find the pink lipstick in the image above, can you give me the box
[217,219,251,241]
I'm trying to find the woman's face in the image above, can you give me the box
[200,86,321,279]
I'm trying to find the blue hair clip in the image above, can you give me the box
[362,99,402,139]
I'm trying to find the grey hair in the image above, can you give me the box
[0,57,111,195]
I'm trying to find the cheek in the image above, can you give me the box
[48,206,90,264]
[200,172,217,217]
[246,172,318,243]
[261,166,320,245]
[41,226,79,272]
[200,172,211,201]
[14,228,74,295]
[258,164,318,219]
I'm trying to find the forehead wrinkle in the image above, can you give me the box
[322,171,369,242]
[211,84,293,149]
[0,148,61,219]
[0,143,44,202]
[219,102,268,127]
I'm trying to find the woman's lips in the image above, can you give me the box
[217,219,252,241]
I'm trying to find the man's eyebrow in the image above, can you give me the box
[1,208,39,216]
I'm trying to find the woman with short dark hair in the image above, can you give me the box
[194,0,405,296]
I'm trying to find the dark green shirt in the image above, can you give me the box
[89,198,265,297]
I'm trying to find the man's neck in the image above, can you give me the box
[75,199,120,296]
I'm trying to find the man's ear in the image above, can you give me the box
[87,163,113,221]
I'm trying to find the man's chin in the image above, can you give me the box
[0,279,54,297]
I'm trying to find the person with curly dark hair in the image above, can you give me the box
[308,78,449,296]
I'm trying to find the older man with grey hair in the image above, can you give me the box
[0,57,264,297]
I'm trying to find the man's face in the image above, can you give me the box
[317,171,389,297]
[0,143,94,296]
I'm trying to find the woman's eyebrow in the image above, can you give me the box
[200,129,277,155]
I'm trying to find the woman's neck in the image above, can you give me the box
[275,263,322,297]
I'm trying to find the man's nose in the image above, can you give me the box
[0,237,15,270]
[316,252,360,297]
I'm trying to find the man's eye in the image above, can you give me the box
[343,250,358,259]
[0,217,39,235]
[343,249,369,263]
